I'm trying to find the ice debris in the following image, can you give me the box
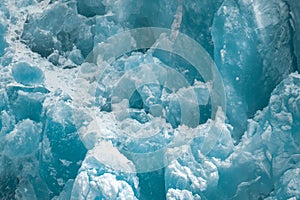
[165,72,300,199]
[0,0,299,199]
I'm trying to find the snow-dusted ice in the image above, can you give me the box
[0,0,299,200]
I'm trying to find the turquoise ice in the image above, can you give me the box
[0,0,299,199]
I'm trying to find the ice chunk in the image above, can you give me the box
[70,141,139,200]
[166,188,201,200]
[4,119,41,157]
[267,166,300,199]
[76,0,106,18]
[6,84,47,121]
[6,85,45,122]
[0,118,49,200]
[69,49,84,65]
[165,155,218,193]
[12,62,44,86]
[164,109,233,198]
[22,3,93,58]
[40,101,87,196]
[73,173,137,200]
[93,15,123,45]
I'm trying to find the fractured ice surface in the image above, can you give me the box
[287,0,300,71]
[12,62,44,86]
[40,101,87,196]
[166,188,201,200]
[0,0,300,199]
[212,0,297,140]
[165,72,300,199]
[0,14,7,57]
[4,119,41,157]
[22,2,94,58]
[76,0,106,18]
[70,141,139,200]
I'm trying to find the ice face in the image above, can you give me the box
[40,101,87,196]
[0,0,300,199]
[212,0,297,141]
[0,17,7,57]
[226,73,300,200]
[287,1,300,72]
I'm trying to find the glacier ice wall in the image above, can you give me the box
[0,0,299,200]
[212,0,297,141]
[287,0,300,71]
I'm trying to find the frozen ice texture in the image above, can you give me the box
[22,2,93,59]
[212,0,297,140]
[40,101,87,197]
[70,141,139,200]
[76,0,105,18]
[166,188,201,200]
[0,0,299,199]
[165,72,300,199]
[287,0,300,71]
[12,62,44,86]
[0,16,7,57]
[4,119,41,157]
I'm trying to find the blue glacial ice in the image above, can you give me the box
[0,16,6,57]
[287,0,300,71]
[0,0,300,200]
[212,0,297,141]
[165,72,300,199]
[69,141,139,200]
[12,62,44,86]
